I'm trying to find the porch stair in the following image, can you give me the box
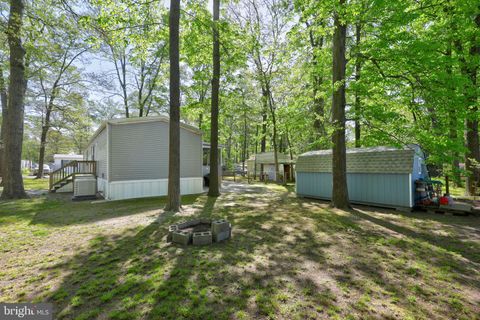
[49,160,96,192]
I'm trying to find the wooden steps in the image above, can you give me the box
[49,160,96,192]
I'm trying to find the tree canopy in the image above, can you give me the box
[0,0,479,198]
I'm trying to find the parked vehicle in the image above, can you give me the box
[32,164,51,176]
[233,164,247,176]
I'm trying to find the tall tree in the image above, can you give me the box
[208,0,221,196]
[235,0,289,182]
[165,0,181,211]
[296,4,328,149]
[331,0,349,209]
[463,12,479,195]
[354,22,362,148]
[1,0,27,199]
[35,43,86,178]
[87,1,169,118]
[310,23,327,148]
[0,62,8,184]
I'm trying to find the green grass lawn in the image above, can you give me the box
[0,180,479,319]
[429,176,465,198]
[22,176,50,190]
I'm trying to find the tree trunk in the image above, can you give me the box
[285,126,294,162]
[465,116,479,195]
[446,40,462,187]
[235,141,239,164]
[165,0,181,211]
[464,13,480,196]
[226,132,232,167]
[331,0,349,209]
[285,125,294,182]
[1,0,27,199]
[254,125,258,179]
[121,54,129,118]
[36,101,55,179]
[260,91,268,179]
[138,61,145,117]
[242,107,248,174]
[271,115,279,182]
[198,112,203,129]
[0,65,8,184]
[36,88,57,179]
[111,45,130,119]
[266,85,280,183]
[208,0,221,197]
[308,26,326,148]
[36,113,51,179]
[261,110,267,153]
[354,23,362,148]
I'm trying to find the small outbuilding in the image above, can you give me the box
[295,146,428,208]
[247,152,295,182]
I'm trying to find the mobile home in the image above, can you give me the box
[79,116,204,200]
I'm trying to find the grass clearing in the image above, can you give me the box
[0,180,479,319]
[22,177,50,191]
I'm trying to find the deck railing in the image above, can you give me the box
[49,160,96,191]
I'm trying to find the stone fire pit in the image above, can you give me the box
[167,218,231,246]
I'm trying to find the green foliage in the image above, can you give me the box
[1,0,477,182]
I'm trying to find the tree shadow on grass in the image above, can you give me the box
[38,189,344,319]
[144,194,336,319]
[29,184,480,319]
[29,194,201,227]
[351,209,480,268]
[293,197,480,318]
[396,208,480,239]
[200,196,217,217]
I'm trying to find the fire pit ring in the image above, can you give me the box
[167,218,231,245]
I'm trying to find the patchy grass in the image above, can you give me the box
[431,176,467,198]
[0,181,479,319]
[22,177,49,191]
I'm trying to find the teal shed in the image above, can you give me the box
[295,146,428,208]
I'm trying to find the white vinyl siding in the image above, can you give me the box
[180,129,203,178]
[107,177,203,200]
[95,129,108,180]
[85,128,108,181]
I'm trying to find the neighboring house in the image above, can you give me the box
[295,145,429,209]
[247,152,295,182]
[53,154,84,171]
[79,116,204,200]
